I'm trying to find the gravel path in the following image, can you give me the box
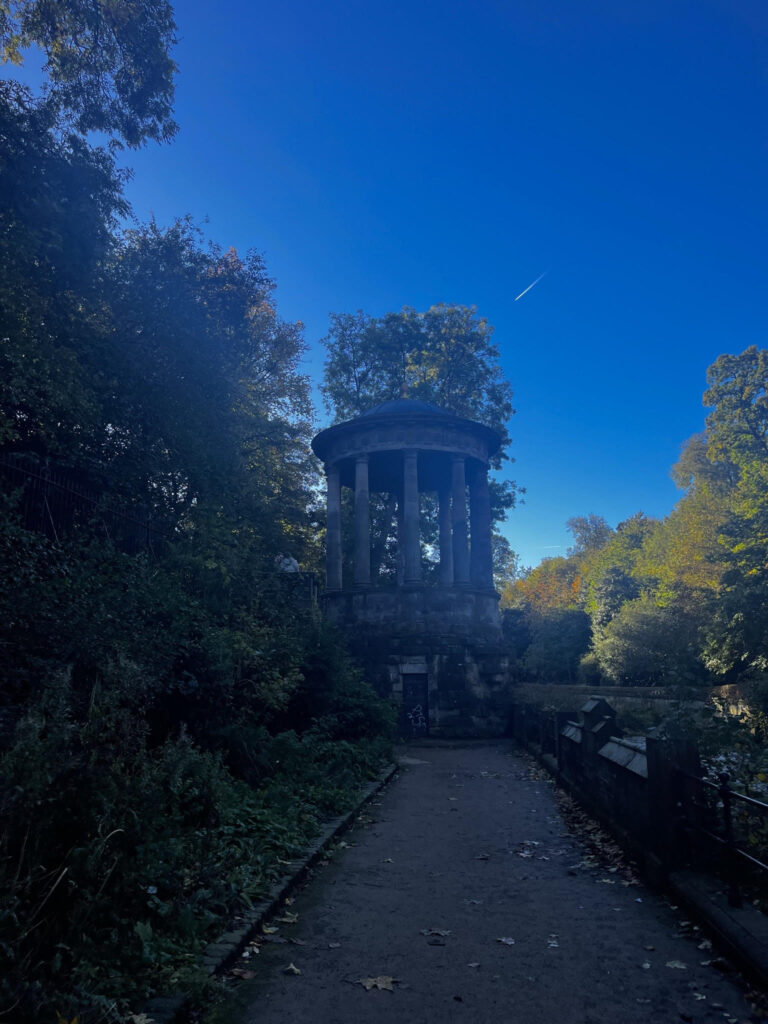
[222,743,761,1024]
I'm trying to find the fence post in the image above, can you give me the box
[646,728,701,872]
[719,774,743,908]
[554,711,572,776]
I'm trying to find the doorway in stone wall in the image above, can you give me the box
[401,673,429,737]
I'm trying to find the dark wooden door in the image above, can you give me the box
[401,674,429,737]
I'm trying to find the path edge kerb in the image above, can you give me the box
[142,763,399,1024]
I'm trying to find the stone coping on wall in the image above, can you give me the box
[598,736,648,778]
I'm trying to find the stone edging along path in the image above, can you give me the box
[142,763,399,1024]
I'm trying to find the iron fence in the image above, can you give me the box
[677,770,768,907]
[0,452,166,553]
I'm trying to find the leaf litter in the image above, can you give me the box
[359,976,397,991]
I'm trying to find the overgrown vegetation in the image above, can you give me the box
[0,26,394,1024]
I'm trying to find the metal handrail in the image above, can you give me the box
[675,769,768,907]
[678,769,768,812]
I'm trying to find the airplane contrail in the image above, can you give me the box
[514,270,548,302]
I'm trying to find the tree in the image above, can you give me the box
[524,608,591,682]
[0,0,177,145]
[591,566,639,640]
[594,595,705,686]
[321,305,515,465]
[697,348,768,676]
[0,82,127,455]
[321,304,517,575]
[566,514,613,556]
[704,347,768,473]
[510,555,582,613]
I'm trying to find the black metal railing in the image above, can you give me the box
[677,770,768,907]
[0,452,166,553]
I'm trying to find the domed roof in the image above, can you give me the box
[311,396,502,465]
[359,398,452,418]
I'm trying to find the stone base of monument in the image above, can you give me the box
[325,587,513,738]
[324,584,502,637]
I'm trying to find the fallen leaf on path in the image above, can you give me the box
[497,937,515,945]
[283,963,301,975]
[547,935,559,948]
[230,967,255,980]
[262,925,278,935]
[382,857,394,863]
[665,960,688,970]
[420,928,450,937]
[475,853,489,861]
[328,942,341,949]
[359,976,396,991]
[284,897,294,905]
[698,940,712,951]
[277,912,298,924]
[641,961,651,970]
[694,993,706,1000]
[644,945,655,951]
[467,963,480,968]
[289,937,306,945]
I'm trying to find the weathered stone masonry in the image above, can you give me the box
[312,399,513,736]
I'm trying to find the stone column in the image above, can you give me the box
[396,495,405,586]
[451,455,470,584]
[469,461,494,589]
[438,485,453,585]
[354,454,371,586]
[403,450,421,583]
[325,462,342,591]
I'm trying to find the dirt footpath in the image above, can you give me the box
[222,743,762,1024]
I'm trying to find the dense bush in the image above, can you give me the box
[0,518,393,1022]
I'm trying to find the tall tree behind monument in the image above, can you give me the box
[320,304,518,576]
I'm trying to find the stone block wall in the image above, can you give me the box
[347,630,513,737]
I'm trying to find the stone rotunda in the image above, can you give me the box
[312,398,512,736]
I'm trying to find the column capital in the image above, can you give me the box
[355,452,369,464]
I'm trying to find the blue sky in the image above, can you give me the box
[13,0,768,566]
